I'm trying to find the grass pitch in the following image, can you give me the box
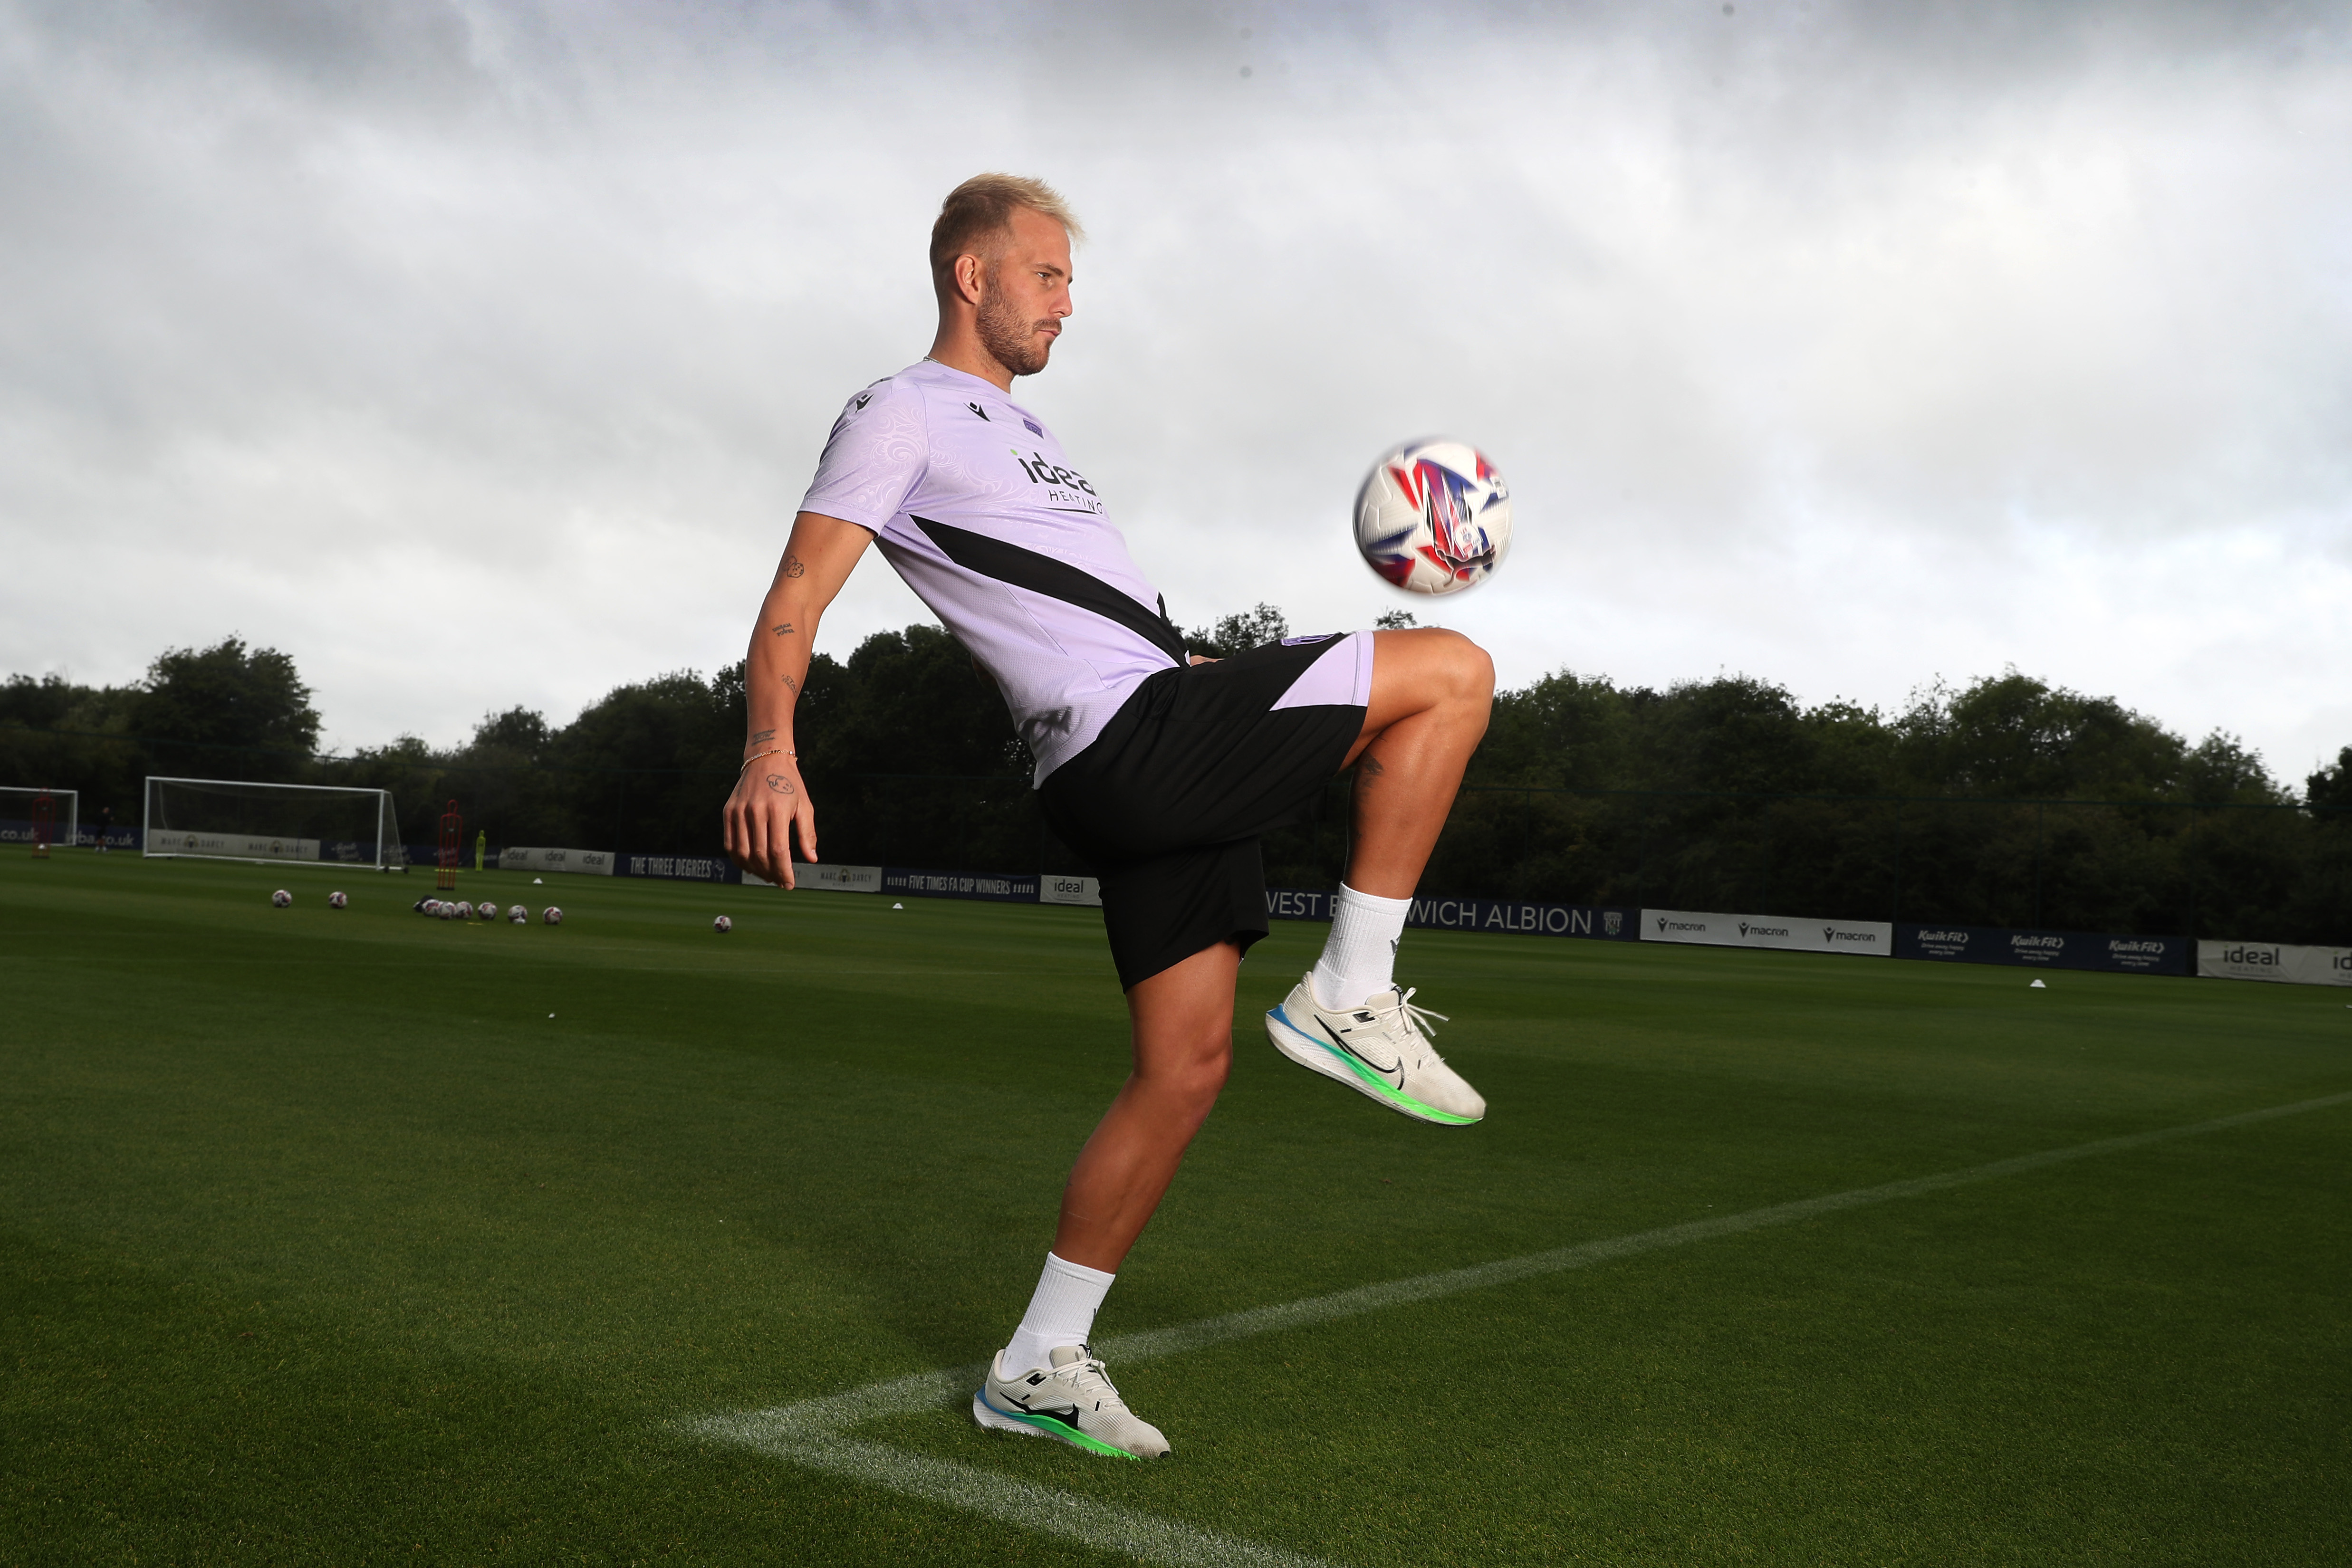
[3,851,2347,1565]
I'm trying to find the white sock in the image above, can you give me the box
[1002,1252,1115,1374]
[1311,882,1411,1009]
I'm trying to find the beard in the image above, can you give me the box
[975,275,1055,377]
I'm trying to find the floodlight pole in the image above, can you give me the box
[1889,797,1903,925]
[2032,801,2045,930]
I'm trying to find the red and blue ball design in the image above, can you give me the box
[1353,439,1512,596]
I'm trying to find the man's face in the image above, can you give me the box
[972,205,1074,378]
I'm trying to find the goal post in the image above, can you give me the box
[143,776,400,871]
[1,787,77,854]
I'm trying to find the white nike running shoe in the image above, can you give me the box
[1265,973,1486,1126]
[972,1344,1171,1460]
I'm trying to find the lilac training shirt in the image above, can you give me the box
[800,358,1369,782]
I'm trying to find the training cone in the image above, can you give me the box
[2030,978,2047,988]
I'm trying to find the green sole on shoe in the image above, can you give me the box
[1265,1005,1482,1126]
[971,1394,1145,1461]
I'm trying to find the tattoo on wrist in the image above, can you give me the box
[771,622,794,636]
[749,729,775,744]
[763,774,795,795]
[783,554,806,579]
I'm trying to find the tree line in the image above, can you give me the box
[4,617,2347,943]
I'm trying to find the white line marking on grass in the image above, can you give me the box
[687,1089,2352,1566]
[695,1423,1327,1568]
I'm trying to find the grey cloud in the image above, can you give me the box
[2,0,2348,776]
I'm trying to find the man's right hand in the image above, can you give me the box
[721,513,870,890]
[723,754,816,889]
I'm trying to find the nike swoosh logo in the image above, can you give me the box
[1013,1397,1082,1421]
[1340,1041,1405,1089]
[986,1386,1079,1420]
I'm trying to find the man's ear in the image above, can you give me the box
[954,252,987,306]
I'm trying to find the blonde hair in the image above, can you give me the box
[929,174,1084,298]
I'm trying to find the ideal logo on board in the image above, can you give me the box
[2198,938,2352,986]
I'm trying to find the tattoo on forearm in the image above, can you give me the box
[1359,755,1386,777]
[781,672,799,694]
[771,622,794,636]
[763,774,795,795]
[782,554,806,579]
[749,729,775,744]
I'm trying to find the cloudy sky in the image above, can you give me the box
[4,0,2348,781]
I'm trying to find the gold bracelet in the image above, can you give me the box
[739,747,797,775]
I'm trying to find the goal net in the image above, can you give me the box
[144,776,399,870]
[0,787,77,852]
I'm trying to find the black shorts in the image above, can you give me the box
[1037,633,1372,990]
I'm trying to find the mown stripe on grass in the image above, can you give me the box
[689,1426,1330,1568]
[689,1087,2352,1565]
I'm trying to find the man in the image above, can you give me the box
[723,174,1496,1460]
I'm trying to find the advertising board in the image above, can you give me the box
[737,862,883,890]
[624,854,733,883]
[2197,940,2352,986]
[499,847,615,876]
[1643,909,1893,956]
[1266,889,1637,940]
[150,832,321,861]
[882,867,1039,903]
[1040,873,1103,907]
[1898,924,2187,975]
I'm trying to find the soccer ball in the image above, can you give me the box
[508,904,528,924]
[438,900,459,921]
[270,889,292,908]
[476,901,498,920]
[542,906,563,926]
[329,890,348,909]
[1353,438,1511,595]
[418,898,437,915]
[713,915,732,934]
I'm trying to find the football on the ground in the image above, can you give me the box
[543,906,563,926]
[476,901,498,919]
[329,891,348,909]
[417,898,436,915]
[713,915,732,934]
[438,900,459,920]
[508,904,528,924]
[270,889,292,908]
[1354,438,1511,595]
